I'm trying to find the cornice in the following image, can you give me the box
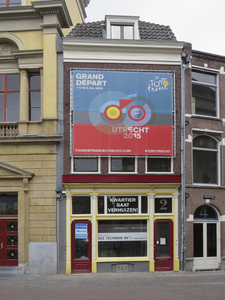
[0,1,72,29]
[0,135,62,144]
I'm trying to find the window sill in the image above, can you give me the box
[108,172,138,175]
[186,184,221,189]
[191,114,221,121]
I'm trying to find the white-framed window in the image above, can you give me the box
[193,135,219,185]
[105,15,140,40]
[97,195,148,215]
[72,156,100,173]
[192,70,219,117]
[145,157,173,173]
[109,156,137,173]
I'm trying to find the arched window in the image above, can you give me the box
[193,136,219,184]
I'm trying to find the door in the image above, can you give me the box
[71,220,92,273]
[193,222,219,270]
[0,219,18,266]
[154,219,173,271]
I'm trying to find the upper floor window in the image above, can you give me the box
[192,71,218,117]
[111,25,134,39]
[146,157,172,173]
[29,73,41,121]
[0,74,20,122]
[105,15,139,40]
[73,157,99,173]
[193,135,219,185]
[0,0,21,7]
[109,157,136,173]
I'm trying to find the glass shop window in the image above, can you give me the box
[98,220,147,257]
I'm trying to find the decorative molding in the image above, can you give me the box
[0,42,18,55]
[23,178,29,193]
[0,32,25,51]
[0,161,34,179]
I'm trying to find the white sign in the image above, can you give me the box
[98,232,147,242]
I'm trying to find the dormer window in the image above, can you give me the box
[111,25,134,39]
[106,15,139,40]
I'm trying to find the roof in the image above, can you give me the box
[67,20,177,41]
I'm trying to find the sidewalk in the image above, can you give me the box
[0,271,225,300]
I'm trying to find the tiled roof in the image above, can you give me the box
[67,20,176,41]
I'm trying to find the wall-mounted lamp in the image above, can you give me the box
[55,187,66,200]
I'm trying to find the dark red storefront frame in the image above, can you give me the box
[63,175,181,184]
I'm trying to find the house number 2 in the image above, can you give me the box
[160,199,168,210]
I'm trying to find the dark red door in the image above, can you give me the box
[0,219,18,266]
[154,219,173,271]
[71,220,92,273]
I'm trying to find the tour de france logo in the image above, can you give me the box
[88,92,156,135]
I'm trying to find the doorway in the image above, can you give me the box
[0,219,18,266]
[71,220,92,273]
[154,219,173,271]
[193,205,220,270]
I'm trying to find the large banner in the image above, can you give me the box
[72,70,173,156]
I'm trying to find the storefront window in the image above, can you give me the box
[98,220,147,257]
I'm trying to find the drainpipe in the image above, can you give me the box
[180,49,191,271]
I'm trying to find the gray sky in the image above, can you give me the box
[85,0,225,56]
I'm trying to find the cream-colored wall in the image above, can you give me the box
[0,144,57,244]
[43,34,57,119]
[12,31,43,50]
[62,0,84,36]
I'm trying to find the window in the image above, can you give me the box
[0,0,21,6]
[111,25,134,39]
[105,16,139,40]
[0,74,20,122]
[72,196,91,214]
[29,73,41,121]
[0,193,18,215]
[97,195,148,214]
[73,157,99,173]
[192,71,218,117]
[193,136,218,184]
[110,157,136,173]
[98,220,147,257]
[146,157,172,173]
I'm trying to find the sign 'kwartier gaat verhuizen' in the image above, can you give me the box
[72,70,173,156]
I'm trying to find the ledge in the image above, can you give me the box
[0,135,62,144]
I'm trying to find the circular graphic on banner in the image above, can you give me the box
[88,92,156,135]
[128,105,146,121]
[104,105,122,121]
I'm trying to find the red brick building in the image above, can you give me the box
[61,15,184,273]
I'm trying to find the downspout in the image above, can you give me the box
[180,49,191,271]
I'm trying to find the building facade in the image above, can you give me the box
[62,16,186,273]
[185,50,225,271]
[0,0,90,275]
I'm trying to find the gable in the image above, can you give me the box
[0,161,34,179]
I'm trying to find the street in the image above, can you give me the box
[0,271,225,300]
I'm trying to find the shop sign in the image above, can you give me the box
[107,196,138,213]
[98,232,147,241]
[75,223,87,239]
[72,70,173,156]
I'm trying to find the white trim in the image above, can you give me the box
[145,157,173,174]
[192,65,221,73]
[105,15,139,40]
[71,156,101,174]
[192,128,223,134]
[63,39,184,65]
